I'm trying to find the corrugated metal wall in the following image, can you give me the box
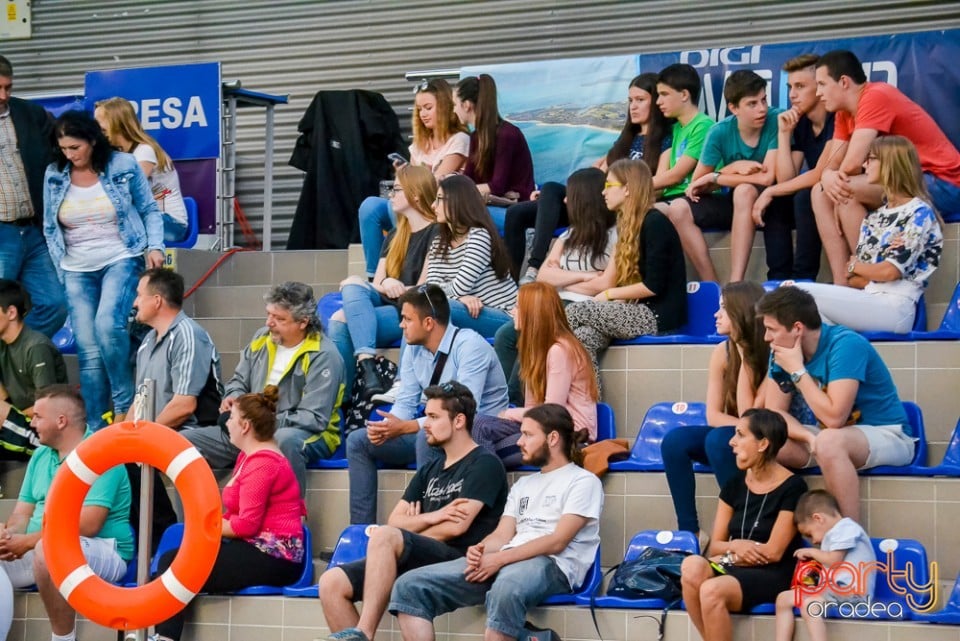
[4,0,960,248]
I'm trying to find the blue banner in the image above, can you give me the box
[466,29,960,185]
[84,62,222,160]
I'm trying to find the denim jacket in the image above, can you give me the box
[42,151,165,282]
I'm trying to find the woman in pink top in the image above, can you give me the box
[473,282,599,467]
[152,385,306,641]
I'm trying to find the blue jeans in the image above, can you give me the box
[328,283,403,386]
[359,196,395,277]
[0,224,67,337]
[389,555,570,638]
[487,205,507,236]
[63,257,142,429]
[925,172,960,215]
[162,213,189,244]
[448,300,512,339]
[661,425,739,533]
[346,428,417,524]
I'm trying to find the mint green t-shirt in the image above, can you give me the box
[19,434,134,560]
[663,112,715,198]
[699,108,782,170]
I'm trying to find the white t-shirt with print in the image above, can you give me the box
[58,182,135,271]
[133,143,188,225]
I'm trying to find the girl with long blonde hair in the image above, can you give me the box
[329,165,438,395]
[94,97,189,243]
[564,159,688,389]
[473,282,599,467]
[795,135,943,333]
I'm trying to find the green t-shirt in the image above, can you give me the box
[663,112,715,198]
[0,327,68,410]
[700,108,781,170]
[19,434,134,560]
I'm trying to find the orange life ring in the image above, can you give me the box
[42,420,222,630]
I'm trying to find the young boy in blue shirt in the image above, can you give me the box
[664,70,780,282]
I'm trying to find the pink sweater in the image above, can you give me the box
[222,450,306,540]
[503,342,598,440]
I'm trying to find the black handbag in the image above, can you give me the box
[343,355,398,435]
[591,547,690,641]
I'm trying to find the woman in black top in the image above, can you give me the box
[564,158,686,392]
[681,409,808,640]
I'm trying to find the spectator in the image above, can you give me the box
[680,409,807,641]
[358,79,468,278]
[389,403,602,641]
[812,50,960,283]
[423,174,517,338]
[757,285,913,519]
[454,74,535,234]
[672,70,781,282]
[0,385,132,641]
[795,135,943,333]
[753,54,837,281]
[651,63,715,199]
[329,164,438,397]
[42,110,165,428]
[0,279,66,460]
[184,282,344,497]
[565,159,687,391]
[474,283,599,467]
[345,284,508,524]
[152,386,307,641]
[94,97,190,243]
[505,73,671,283]
[775,489,876,641]
[495,168,615,402]
[661,281,767,540]
[0,55,67,338]
[320,382,507,641]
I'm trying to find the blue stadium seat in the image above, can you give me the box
[861,401,927,475]
[166,196,200,249]
[750,537,932,619]
[614,282,723,346]
[307,408,350,470]
[317,292,344,330]
[914,571,960,623]
[576,530,697,608]
[52,318,76,355]
[540,546,601,605]
[284,524,373,598]
[608,402,707,472]
[921,417,960,476]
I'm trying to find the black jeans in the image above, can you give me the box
[503,182,568,278]
[761,189,821,280]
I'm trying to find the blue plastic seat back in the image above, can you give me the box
[914,571,960,622]
[150,523,185,576]
[684,281,722,337]
[608,402,707,471]
[936,417,960,472]
[862,401,927,474]
[234,525,315,595]
[317,292,344,331]
[941,282,960,332]
[52,318,76,355]
[541,546,601,605]
[597,402,615,441]
[329,524,373,569]
[167,196,199,249]
[868,537,933,620]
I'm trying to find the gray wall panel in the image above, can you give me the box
[4,0,959,247]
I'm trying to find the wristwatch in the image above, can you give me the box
[712,171,722,184]
[790,368,808,384]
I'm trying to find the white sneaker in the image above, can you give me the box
[519,266,538,285]
[370,379,402,405]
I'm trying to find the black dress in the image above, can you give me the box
[719,473,808,610]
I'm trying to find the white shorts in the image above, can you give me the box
[0,536,127,588]
[800,424,915,469]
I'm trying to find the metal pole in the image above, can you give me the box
[263,104,275,251]
[134,379,156,641]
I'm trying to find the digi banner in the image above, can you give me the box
[465,29,959,185]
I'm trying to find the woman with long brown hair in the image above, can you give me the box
[661,281,769,539]
[473,282,598,467]
[564,159,687,389]
[329,164,438,394]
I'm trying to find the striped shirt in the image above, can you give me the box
[426,227,517,311]
[0,112,34,222]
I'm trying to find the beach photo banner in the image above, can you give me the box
[465,28,959,185]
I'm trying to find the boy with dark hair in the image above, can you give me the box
[812,49,960,283]
[652,63,715,198]
[753,53,837,281]
[774,489,875,641]
[664,70,780,282]
[757,285,913,520]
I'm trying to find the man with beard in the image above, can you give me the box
[388,403,603,641]
[319,381,507,641]
[184,281,344,496]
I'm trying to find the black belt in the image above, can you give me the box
[1,218,33,227]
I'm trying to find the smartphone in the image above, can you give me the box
[388,152,407,165]
[709,561,728,575]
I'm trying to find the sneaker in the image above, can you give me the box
[371,379,402,405]
[519,266,539,285]
[325,628,371,641]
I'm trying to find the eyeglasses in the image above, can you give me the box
[604,181,624,189]
[412,78,429,94]
[417,284,438,319]
[388,185,404,196]
[434,195,446,202]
